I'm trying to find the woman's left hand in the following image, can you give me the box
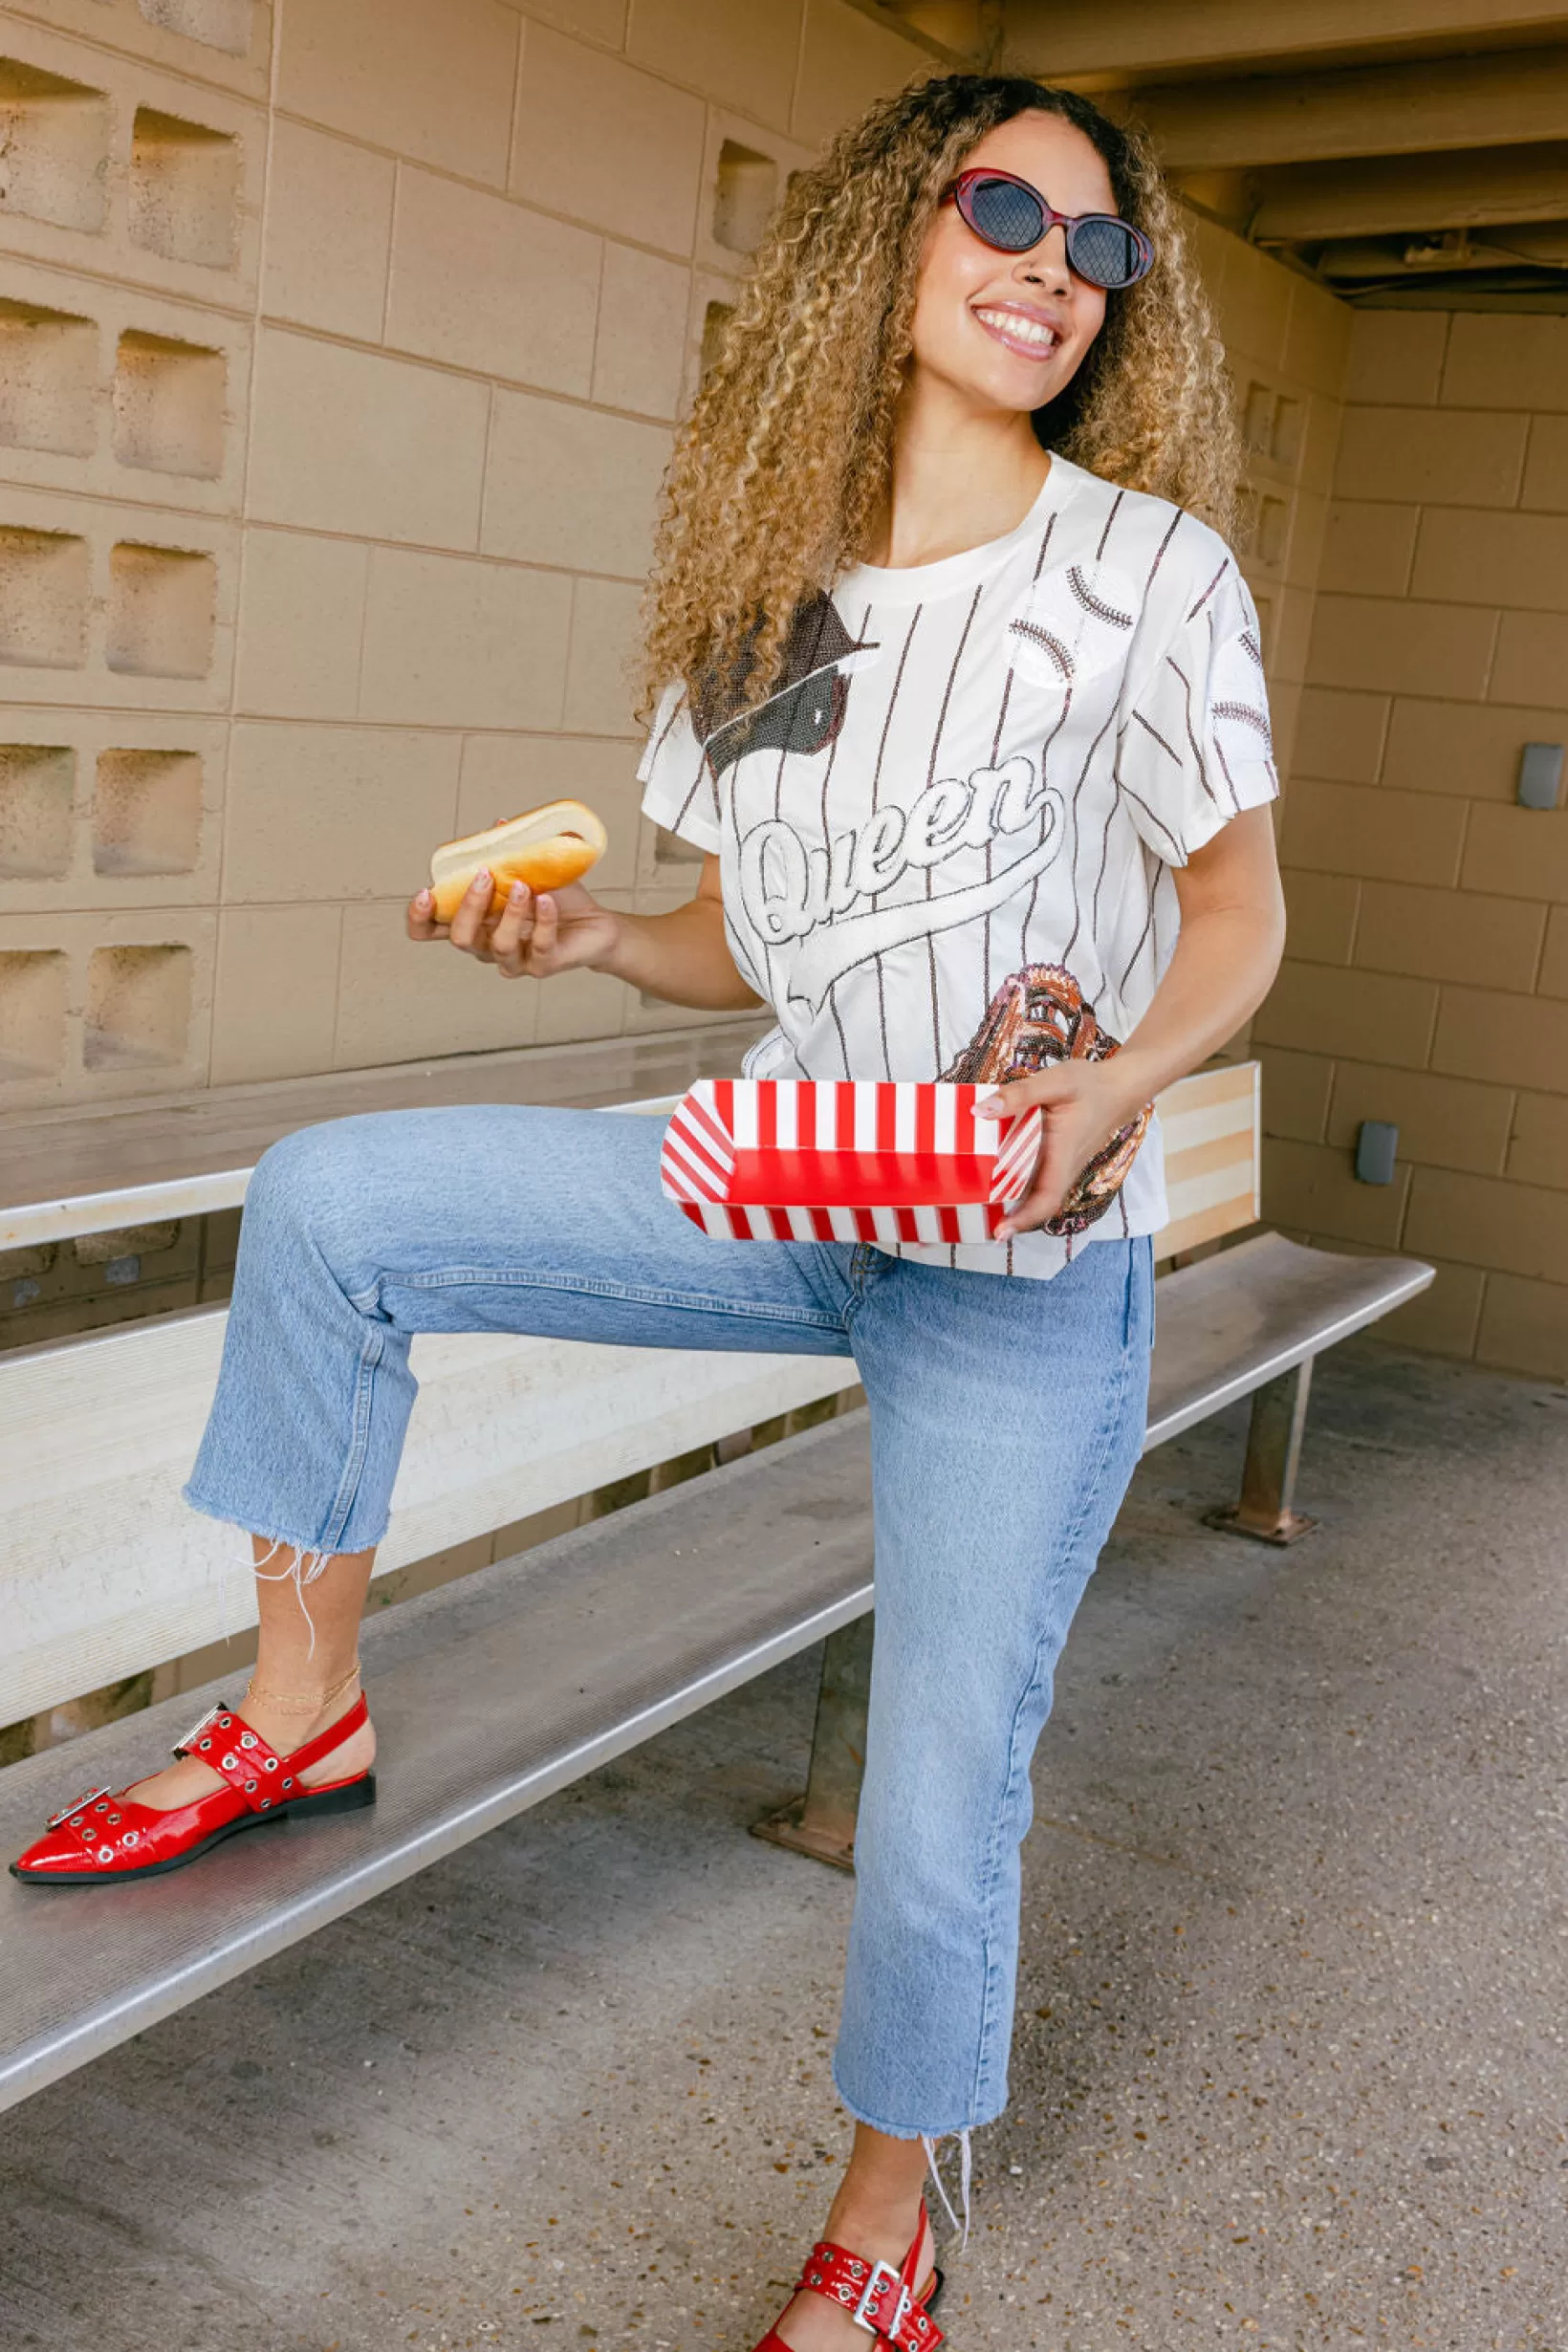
[976,1056,1153,1238]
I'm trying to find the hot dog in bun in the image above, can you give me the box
[428,800,608,924]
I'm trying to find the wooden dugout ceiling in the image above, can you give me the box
[860,0,1568,305]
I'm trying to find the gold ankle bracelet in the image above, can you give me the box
[243,1660,361,1713]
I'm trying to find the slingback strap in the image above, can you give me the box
[279,1690,369,1778]
[174,1692,369,1815]
[794,2210,943,2348]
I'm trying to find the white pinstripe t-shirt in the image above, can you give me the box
[639,455,1278,1279]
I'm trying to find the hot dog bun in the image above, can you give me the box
[428,799,608,924]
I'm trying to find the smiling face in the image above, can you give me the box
[909,110,1117,420]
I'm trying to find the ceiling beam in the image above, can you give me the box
[1126,45,1568,171]
[907,1,1002,56]
[1315,224,1568,272]
[1252,142,1568,239]
[841,0,996,62]
[1000,0,1568,82]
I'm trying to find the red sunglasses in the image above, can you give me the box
[942,167,1154,290]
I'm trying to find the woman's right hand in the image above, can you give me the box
[405,872,623,980]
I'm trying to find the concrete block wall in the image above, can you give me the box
[1169,214,1350,1121]
[0,0,927,1113]
[7,2,1557,1382]
[1183,214,1352,796]
[1254,312,1568,1382]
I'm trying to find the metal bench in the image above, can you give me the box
[0,1040,1257,1732]
[0,1045,1432,2112]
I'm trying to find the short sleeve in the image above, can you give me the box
[638,683,722,856]
[1118,562,1279,866]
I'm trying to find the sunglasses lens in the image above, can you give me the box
[965,174,1045,251]
[1067,215,1146,288]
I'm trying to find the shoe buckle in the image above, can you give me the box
[851,2260,905,2337]
[47,1786,109,1829]
[173,1702,223,1757]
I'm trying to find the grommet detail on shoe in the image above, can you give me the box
[240,1731,258,1750]
[70,1816,82,1826]
[261,1799,272,1810]
[96,1801,108,1812]
[221,1753,238,1771]
[97,1844,114,1862]
[244,1779,257,1793]
[283,1776,294,1789]
[200,1738,211,1751]
[219,1716,231,1728]
[109,1813,121,1824]
[263,1757,278,1772]
[123,1830,140,1845]
[789,2227,942,2350]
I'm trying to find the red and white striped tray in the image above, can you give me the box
[660,1078,1042,1245]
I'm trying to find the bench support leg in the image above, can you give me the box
[1205,1361,1318,1545]
[751,1612,872,1873]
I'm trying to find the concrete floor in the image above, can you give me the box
[3,1339,1565,2352]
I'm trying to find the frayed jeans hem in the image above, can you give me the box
[181,1484,390,1564]
[831,2058,1003,2143]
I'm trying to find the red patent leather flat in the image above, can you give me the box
[752,2203,945,2349]
[10,1694,376,1886]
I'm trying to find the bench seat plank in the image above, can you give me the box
[1154,1059,1260,1258]
[1,1308,860,1728]
[0,1018,771,1252]
[1147,1231,1432,1447]
[0,1415,878,2114]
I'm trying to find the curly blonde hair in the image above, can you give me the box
[640,73,1242,730]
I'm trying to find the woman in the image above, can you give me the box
[15,74,1285,2352]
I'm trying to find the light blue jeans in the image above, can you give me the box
[186,1105,1152,2144]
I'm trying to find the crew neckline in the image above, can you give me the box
[837,451,1084,605]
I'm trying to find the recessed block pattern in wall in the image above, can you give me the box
[1251,591,1274,662]
[106,541,216,677]
[700,300,733,379]
[85,941,191,1068]
[1245,380,1305,474]
[1243,381,1274,455]
[0,528,89,667]
[0,947,66,1077]
[0,58,111,234]
[94,748,202,875]
[0,745,74,878]
[138,0,254,56]
[1255,495,1289,567]
[0,299,96,457]
[112,331,226,477]
[712,142,777,253]
[1272,398,1303,469]
[128,108,240,270]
